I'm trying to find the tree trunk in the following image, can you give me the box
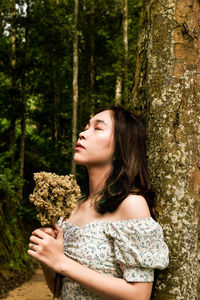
[71,0,79,176]
[115,75,122,105]
[131,0,200,299]
[52,1,61,148]
[90,0,95,117]
[10,0,17,168]
[53,58,61,148]
[123,0,128,103]
[19,0,29,200]
[0,2,3,36]
[18,83,26,200]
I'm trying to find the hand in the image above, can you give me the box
[28,224,66,272]
[39,227,57,239]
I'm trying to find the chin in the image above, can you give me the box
[73,156,85,166]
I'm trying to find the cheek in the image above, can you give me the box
[95,134,114,157]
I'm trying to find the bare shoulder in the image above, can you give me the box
[118,194,151,220]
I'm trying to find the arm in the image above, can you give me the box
[28,224,152,300]
[40,263,62,297]
[57,254,152,300]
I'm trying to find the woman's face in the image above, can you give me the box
[74,110,115,168]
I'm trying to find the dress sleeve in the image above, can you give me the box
[104,217,169,282]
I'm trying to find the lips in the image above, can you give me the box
[75,142,85,149]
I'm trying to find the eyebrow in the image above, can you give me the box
[89,119,108,126]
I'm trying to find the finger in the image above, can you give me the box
[54,223,61,231]
[32,229,48,239]
[30,235,43,245]
[54,223,63,240]
[28,248,36,256]
[28,243,38,251]
[41,228,56,238]
[27,248,39,259]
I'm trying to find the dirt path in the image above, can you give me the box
[2,268,53,300]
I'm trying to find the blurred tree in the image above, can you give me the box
[123,0,128,103]
[10,0,17,168]
[90,0,95,116]
[71,0,79,176]
[18,0,30,200]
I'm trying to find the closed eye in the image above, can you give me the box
[95,127,102,130]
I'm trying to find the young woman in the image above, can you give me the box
[28,107,169,300]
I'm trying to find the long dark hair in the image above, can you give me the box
[81,106,156,219]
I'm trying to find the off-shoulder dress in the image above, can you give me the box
[57,217,169,300]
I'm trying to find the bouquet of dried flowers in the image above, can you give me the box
[29,172,81,226]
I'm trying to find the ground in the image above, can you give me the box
[2,268,54,300]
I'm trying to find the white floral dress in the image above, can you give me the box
[57,217,169,300]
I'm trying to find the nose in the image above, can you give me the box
[79,131,86,140]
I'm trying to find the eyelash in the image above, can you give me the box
[84,126,101,131]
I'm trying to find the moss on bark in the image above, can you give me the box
[0,200,31,272]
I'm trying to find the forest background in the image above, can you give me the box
[0,0,141,296]
[0,0,200,299]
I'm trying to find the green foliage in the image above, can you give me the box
[0,149,31,271]
[0,0,142,273]
[0,152,22,198]
[0,216,31,271]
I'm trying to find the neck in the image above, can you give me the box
[87,164,111,199]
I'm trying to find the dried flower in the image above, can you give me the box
[29,172,81,226]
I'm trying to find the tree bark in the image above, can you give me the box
[19,0,29,200]
[71,0,79,176]
[90,0,95,117]
[10,0,17,168]
[115,75,122,105]
[0,2,3,36]
[123,0,128,103]
[131,0,200,299]
[53,57,61,148]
